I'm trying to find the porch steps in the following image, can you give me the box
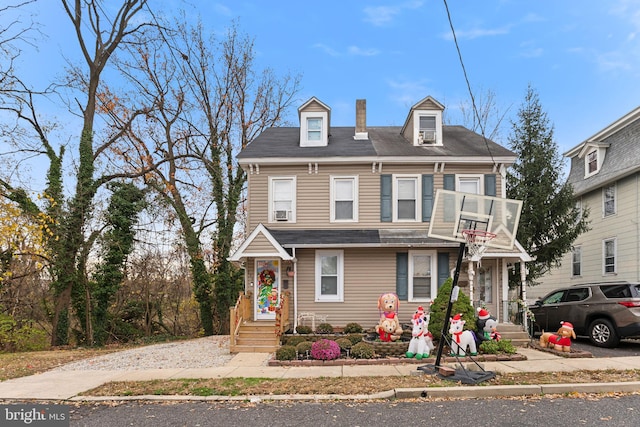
[497,323,532,347]
[231,321,279,353]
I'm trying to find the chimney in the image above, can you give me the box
[354,99,368,140]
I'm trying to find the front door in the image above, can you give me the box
[254,259,280,320]
[477,264,497,318]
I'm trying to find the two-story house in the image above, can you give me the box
[529,106,640,299]
[229,96,531,344]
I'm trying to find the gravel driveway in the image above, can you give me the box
[52,336,235,371]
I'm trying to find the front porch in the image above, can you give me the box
[229,291,291,353]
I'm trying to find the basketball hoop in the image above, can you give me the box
[462,229,496,261]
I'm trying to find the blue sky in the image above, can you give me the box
[7,0,640,156]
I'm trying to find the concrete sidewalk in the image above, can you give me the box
[1,348,640,401]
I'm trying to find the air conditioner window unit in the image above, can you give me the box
[419,130,436,144]
[274,210,289,221]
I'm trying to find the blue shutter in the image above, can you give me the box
[437,252,450,288]
[443,174,455,221]
[484,174,496,196]
[443,174,455,190]
[396,252,408,300]
[422,174,434,222]
[380,174,392,222]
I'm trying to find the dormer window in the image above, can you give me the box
[401,96,445,147]
[587,150,598,174]
[307,117,322,141]
[298,97,331,147]
[418,116,437,144]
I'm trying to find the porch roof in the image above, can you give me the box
[267,228,457,248]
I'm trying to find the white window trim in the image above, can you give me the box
[585,150,599,177]
[330,175,359,222]
[393,175,421,222]
[412,110,443,146]
[300,111,328,147]
[268,176,296,223]
[602,238,617,275]
[602,183,616,217]
[408,250,437,302]
[455,174,484,194]
[315,250,344,302]
[572,246,582,277]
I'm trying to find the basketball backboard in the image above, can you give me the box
[427,189,522,250]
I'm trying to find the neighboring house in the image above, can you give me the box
[530,106,640,300]
[229,96,531,331]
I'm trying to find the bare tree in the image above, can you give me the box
[0,1,152,346]
[108,18,300,334]
[457,87,511,143]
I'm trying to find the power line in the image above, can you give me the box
[442,0,497,168]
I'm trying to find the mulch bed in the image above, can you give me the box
[528,342,594,358]
[268,352,528,366]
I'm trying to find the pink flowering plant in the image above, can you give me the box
[310,339,341,360]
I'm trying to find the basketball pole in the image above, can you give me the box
[434,241,466,369]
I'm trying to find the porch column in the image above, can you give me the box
[501,260,509,323]
[467,262,475,306]
[520,260,528,331]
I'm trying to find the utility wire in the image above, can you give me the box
[442,0,497,168]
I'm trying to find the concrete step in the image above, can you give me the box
[230,344,278,353]
[496,323,531,346]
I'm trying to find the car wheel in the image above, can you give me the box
[588,319,620,348]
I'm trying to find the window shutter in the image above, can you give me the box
[437,252,450,288]
[484,174,496,196]
[380,174,392,222]
[443,174,455,190]
[422,174,434,222]
[396,252,408,300]
[443,174,455,221]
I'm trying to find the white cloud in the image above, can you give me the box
[387,78,431,109]
[313,43,341,57]
[441,26,510,41]
[363,1,424,26]
[347,46,380,56]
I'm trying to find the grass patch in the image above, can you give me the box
[78,369,640,397]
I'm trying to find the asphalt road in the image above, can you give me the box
[69,395,640,426]
[569,337,640,357]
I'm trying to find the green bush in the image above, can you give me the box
[275,345,297,360]
[0,314,49,352]
[296,325,312,334]
[480,339,516,355]
[335,337,352,352]
[315,323,334,334]
[350,342,375,359]
[346,333,363,345]
[428,277,477,341]
[343,323,363,334]
[295,341,313,356]
[284,335,306,347]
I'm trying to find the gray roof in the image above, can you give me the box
[238,125,515,160]
[267,228,456,248]
[567,116,640,196]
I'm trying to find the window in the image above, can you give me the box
[587,150,598,174]
[331,176,358,222]
[572,246,581,277]
[457,175,482,194]
[477,267,492,303]
[418,115,436,143]
[269,177,296,222]
[315,250,344,302]
[394,176,419,221]
[408,251,436,301]
[603,238,616,274]
[566,287,589,302]
[300,110,329,147]
[603,183,616,217]
[307,118,322,141]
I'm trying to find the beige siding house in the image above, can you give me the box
[530,107,640,300]
[229,96,530,331]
